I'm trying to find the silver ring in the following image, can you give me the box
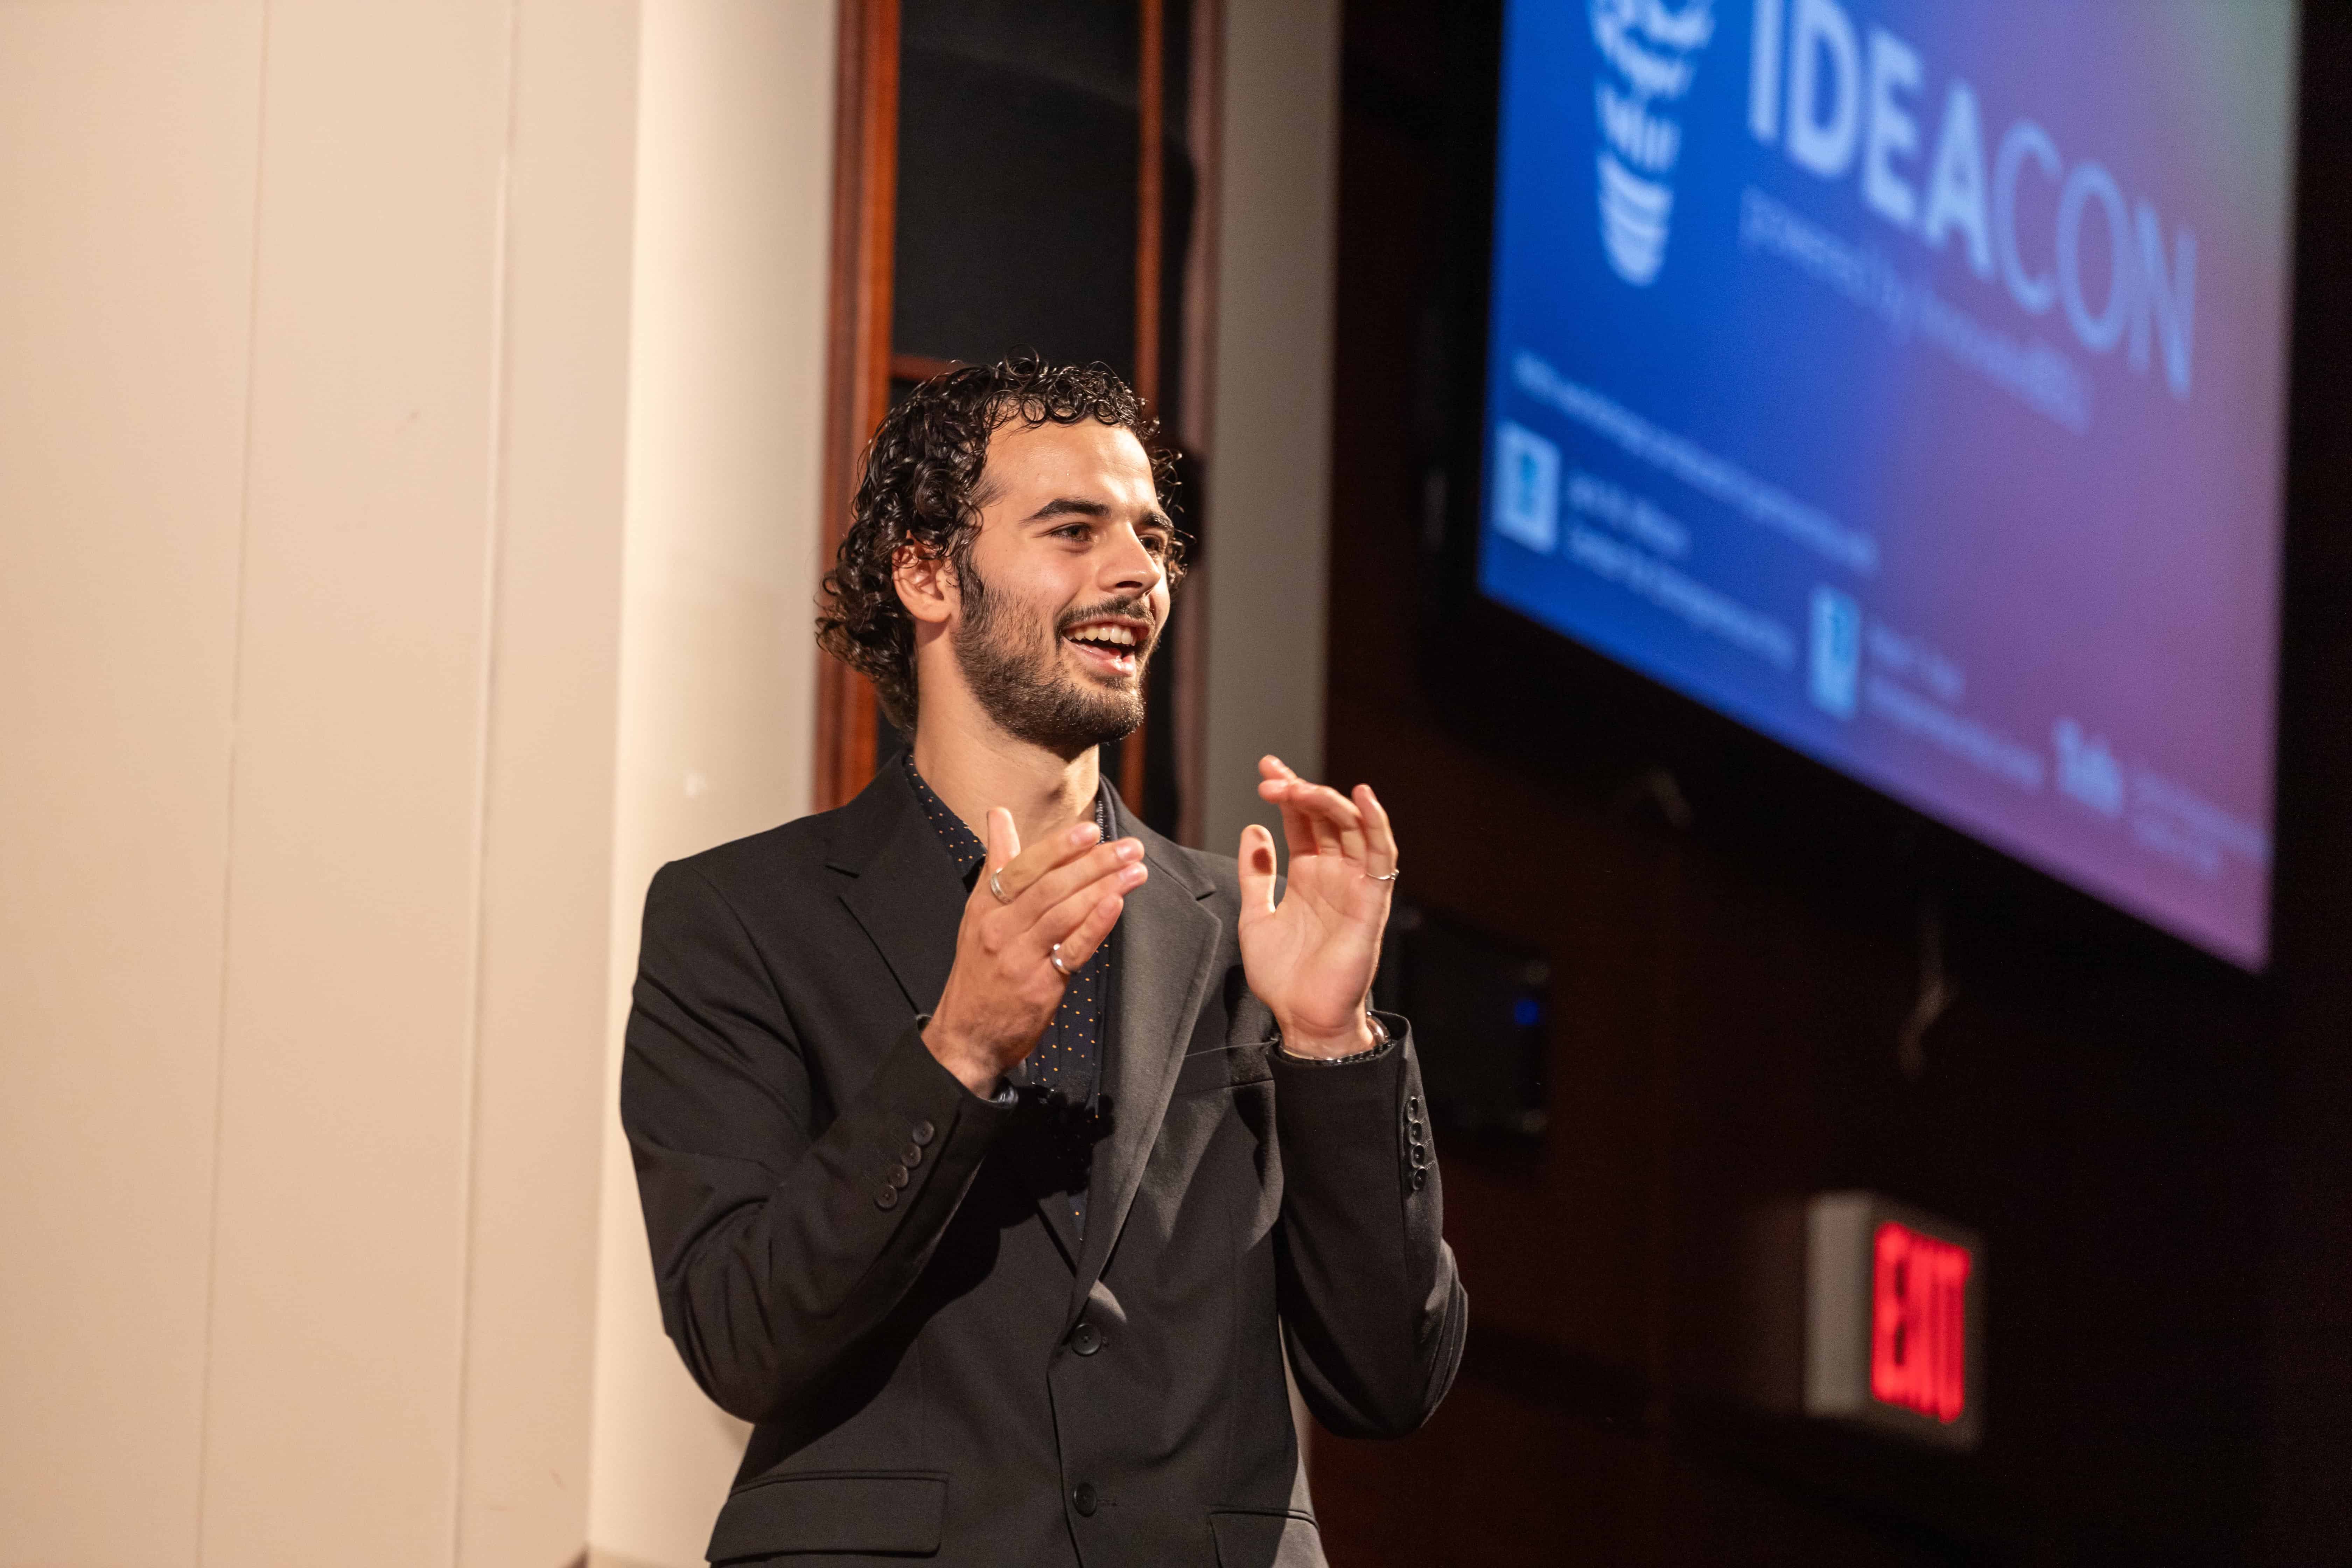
[988,868,1014,905]
[1367,868,1401,883]
[1048,943,1070,977]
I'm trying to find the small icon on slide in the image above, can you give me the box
[2053,718,2124,817]
[1494,421,1561,553]
[1809,586,1860,718]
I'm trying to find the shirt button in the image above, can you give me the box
[876,1185,899,1210]
[1069,1320,1104,1356]
[1072,1482,1098,1516]
[911,1120,937,1147]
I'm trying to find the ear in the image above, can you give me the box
[892,541,957,627]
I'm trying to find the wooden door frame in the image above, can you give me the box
[816,0,898,811]
[816,0,1204,815]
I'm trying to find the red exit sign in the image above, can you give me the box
[1807,1194,1983,1449]
[1872,1221,1971,1423]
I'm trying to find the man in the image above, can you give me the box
[622,356,1465,1567]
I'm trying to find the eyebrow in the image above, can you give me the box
[1026,497,1174,532]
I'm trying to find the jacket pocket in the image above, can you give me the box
[1208,1507,1322,1567]
[707,1470,948,1562]
[1172,1041,1274,1096]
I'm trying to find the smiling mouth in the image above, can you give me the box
[1060,615,1152,678]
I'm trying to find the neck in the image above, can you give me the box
[910,708,1102,853]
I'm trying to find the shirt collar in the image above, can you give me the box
[902,751,1115,887]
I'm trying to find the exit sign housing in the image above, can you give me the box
[1806,1192,1984,1450]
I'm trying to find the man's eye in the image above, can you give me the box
[1052,523,1091,541]
[1141,533,1170,556]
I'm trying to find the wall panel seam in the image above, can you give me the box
[447,2,527,1562]
[194,6,275,1560]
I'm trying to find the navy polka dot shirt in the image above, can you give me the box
[906,753,1113,1237]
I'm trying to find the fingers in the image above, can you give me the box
[1330,792,1368,862]
[1258,757,1321,861]
[1048,877,1134,971]
[985,813,1104,903]
[984,808,1020,875]
[1257,756,1367,863]
[1037,858,1147,968]
[1274,791,1320,862]
[1355,783,1399,877]
[1237,822,1279,917]
[1255,758,1394,880]
[1018,836,1144,924]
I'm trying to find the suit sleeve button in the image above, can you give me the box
[911,1119,937,1147]
[887,1163,910,1189]
[902,1143,923,1167]
[876,1185,899,1210]
[1411,1168,1427,1192]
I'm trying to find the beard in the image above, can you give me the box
[951,559,1154,757]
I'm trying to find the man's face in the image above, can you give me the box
[949,418,1173,756]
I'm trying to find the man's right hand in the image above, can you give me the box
[923,810,1146,1096]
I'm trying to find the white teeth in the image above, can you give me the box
[1068,624,1139,648]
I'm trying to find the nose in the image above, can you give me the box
[1099,522,1164,599]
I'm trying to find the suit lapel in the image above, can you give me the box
[1070,815,1222,1313]
[834,765,965,1020]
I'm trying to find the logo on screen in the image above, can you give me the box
[1494,422,1561,552]
[1590,0,1717,286]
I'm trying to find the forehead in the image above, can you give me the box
[975,418,1157,513]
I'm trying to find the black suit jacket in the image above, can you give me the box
[622,761,1467,1567]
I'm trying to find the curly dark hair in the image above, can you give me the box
[817,354,1186,732]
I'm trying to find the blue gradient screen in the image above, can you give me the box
[1482,0,2298,966]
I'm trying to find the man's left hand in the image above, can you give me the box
[1236,755,1399,1058]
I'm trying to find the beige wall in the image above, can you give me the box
[0,4,639,1564]
[1199,0,1344,854]
[0,5,834,1563]
[586,4,839,1565]
[0,8,265,1558]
